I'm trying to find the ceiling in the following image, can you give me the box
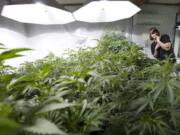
[54,0,180,12]
[149,0,180,4]
[6,0,180,6]
[4,0,180,10]
[55,0,180,5]
[55,0,85,4]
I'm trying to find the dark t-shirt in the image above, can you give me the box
[151,34,171,60]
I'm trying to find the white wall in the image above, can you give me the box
[0,14,131,66]
[25,19,131,58]
[0,3,179,66]
[174,30,180,55]
[174,14,180,62]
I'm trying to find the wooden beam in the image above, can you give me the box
[0,0,6,13]
[145,2,180,6]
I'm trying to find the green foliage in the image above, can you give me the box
[0,33,180,135]
[23,118,67,135]
[0,48,32,63]
[0,45,31,135]
[0,117,21,135]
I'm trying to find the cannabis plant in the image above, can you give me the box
[0,32,180,135]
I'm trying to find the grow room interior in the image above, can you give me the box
[0,0,179,66]
[0,0,180,135]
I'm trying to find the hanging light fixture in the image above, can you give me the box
[1,0,75,25]
[73,0,141,23]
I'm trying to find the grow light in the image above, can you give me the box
[1,3,75,25]
[73,1,141,23]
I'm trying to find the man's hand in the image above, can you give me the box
[156,36,171,51]
[156,36,160,42]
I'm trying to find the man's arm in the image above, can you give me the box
[153,49,159,57]
[153,44,160,57]
[156,36,171,51]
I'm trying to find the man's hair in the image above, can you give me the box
[149,27,160,36]
[149,27,160,40]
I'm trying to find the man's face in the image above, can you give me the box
[149,31,157,40]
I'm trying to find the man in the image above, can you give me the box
[149,27,175,61]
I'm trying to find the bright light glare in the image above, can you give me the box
[1,4,75,25]
[73,1,141,23]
